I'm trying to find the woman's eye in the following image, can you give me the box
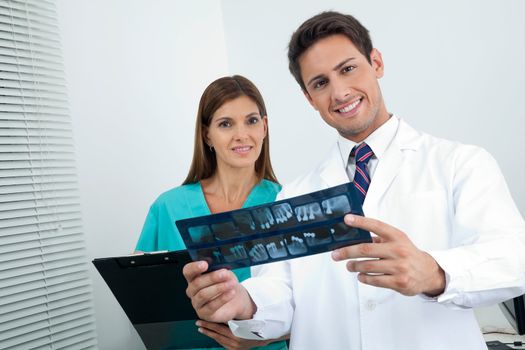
[248,117,259,125]
[218,121,231,128]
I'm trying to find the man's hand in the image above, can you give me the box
[183,261,256,323]
[332,214,446,296]
[196,320,274,350]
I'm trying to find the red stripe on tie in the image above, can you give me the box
[356,166,370,184]
[356,143,366,153]
[354,182,367,196]
[358,151,373,162]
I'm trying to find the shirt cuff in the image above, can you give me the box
[423,248,482,307]
[227,277,292,339]
[228,319,267,340]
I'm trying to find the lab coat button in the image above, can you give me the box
[366,300,376,311]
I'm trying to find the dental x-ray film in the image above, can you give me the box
[176,182,371,270]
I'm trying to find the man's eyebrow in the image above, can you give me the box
[306,57,356,88]
[306,74,325,88]
[333,57,356,71]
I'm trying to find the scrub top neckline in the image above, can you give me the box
[192,179,270,216]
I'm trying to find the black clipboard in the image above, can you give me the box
[92,250,219,349]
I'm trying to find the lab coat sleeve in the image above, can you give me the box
[229,189,295,340]
[427,146,525,308]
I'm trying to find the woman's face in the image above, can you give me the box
[206,95,267,172]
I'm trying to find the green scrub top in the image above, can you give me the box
[136,179,287,350]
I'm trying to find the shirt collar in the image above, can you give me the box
[337,115,399,167]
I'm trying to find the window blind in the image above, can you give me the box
[0,0,98,349]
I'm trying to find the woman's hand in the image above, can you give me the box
[196,320,275,350]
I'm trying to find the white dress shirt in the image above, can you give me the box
[229,117,525,349]
[337,115,399,181]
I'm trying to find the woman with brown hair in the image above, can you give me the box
[136,75,286,349]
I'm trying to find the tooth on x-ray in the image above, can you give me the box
[322,195,351,216]
[294,203,322,222]
[272,203,293,224]
[248,243,269,262]
[232,212,256,233]
[331,222,359,241]
[230,244,247,259]
[196,248,223,263]
[266,240,287,258]
[220,244,248,262]
[303,228,333,246]
[252,207,275,229]
[285,234,307,255]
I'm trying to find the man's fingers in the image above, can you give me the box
[186,268,234,298]
[192,279,237,310]
[346,259,398,275]
[356,273,416,296]
[332,242,394,260]
[344,214,405,241]
[196,320,234,337]
[183,261,208,283]
[197,326,236,348]
[197,288,237,318]
[371,236,383,244]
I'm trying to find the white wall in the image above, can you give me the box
[57,1,229,348]
[56,1,525,348]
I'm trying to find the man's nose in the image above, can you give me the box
[331,78,352,104]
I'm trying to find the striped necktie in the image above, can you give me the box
[351,142,374,205]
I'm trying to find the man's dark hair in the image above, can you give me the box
[288,11,374,91]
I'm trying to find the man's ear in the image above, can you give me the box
[303,89,318,111]
[370,48,385,79]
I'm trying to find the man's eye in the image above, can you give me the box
[343,65,355,73]
[313,80,327,89]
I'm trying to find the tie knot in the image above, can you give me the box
[351,143,374,165]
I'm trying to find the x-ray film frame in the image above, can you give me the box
[176,182,371,271]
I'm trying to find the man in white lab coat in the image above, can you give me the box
[184,11,525,349]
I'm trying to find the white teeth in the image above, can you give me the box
[338,99,361,113]
[233,146,251,152]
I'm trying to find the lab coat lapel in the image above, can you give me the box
[363,141,403,216]
[364,119,421,216]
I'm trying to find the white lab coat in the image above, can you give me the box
[232,118,525,349]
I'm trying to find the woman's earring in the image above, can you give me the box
[209,145,214,152]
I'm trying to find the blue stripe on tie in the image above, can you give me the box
[351,143,373,205]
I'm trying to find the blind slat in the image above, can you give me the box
[0,259,87,283]
[0,196,80,211]
[0,262,87,290]
[0,219,82,239]
[0,70,65,86]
